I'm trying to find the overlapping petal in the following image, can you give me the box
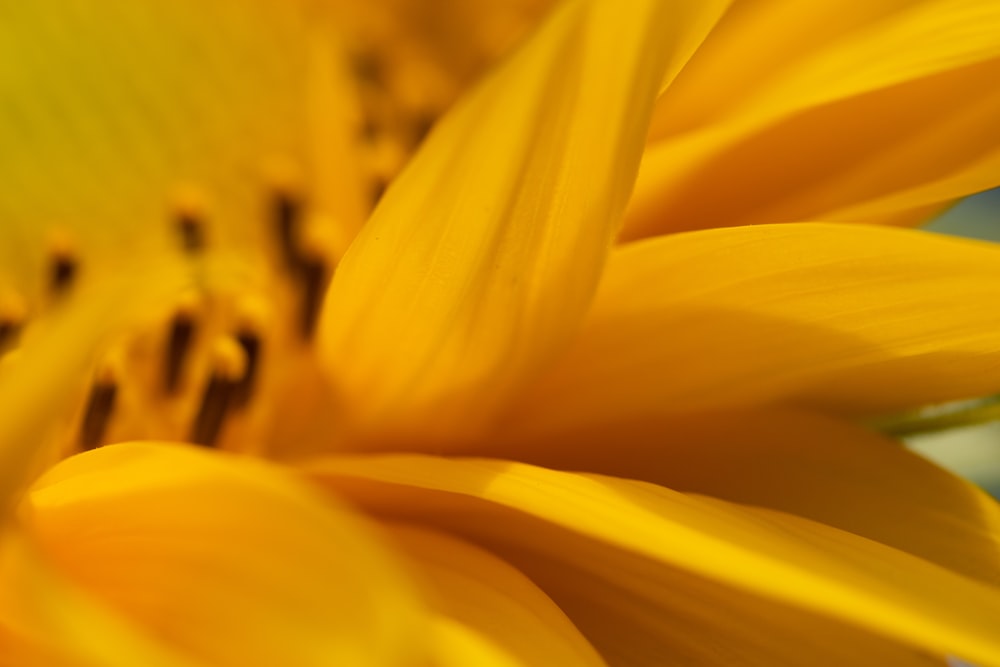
[308,455,1000,666]
[477,408,1000,587]
[507,224,1000,438]
[0,531,198,667]
[21,443,426,667]
[624,0,1000,237]
[320,0,695,442]
[385,523,605,667]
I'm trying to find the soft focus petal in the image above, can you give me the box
[509,224,1000,436]
[320,0,686,442]
[0,1,363,299]
[308,455,999,665]
[23,443,425,667]
[0,531,197,667]
[478,408,1000,587]
[386,523,606,667]
[624,0,1000,237]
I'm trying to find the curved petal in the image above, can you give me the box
[306,455,997,666]
[319,0,684,442]
[0,531,198,667]
[624,0,1000,238]
[0,1,364,303]
[508,224,1000,436]
[385,523,606,667]
[22,443,426,667]
[475,408,1000,588]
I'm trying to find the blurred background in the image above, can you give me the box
[910,188,1000,497]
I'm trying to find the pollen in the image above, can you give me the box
[79,356,121,451]
[190,336,247,446]
[47,234,78,297]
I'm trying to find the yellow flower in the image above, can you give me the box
[2,1,1000,666]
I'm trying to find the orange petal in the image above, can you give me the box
[22,443,426,667]
[0,530,198,666]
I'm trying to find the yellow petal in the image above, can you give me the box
[508,223,1000,436]
[23,443,425,667]
[624,1,1000,238]
[385,523,606,667]
[309,454,1000,666]
[477,407,1000,587]
[0,2,363,299]
[0,530,199,667]
[319,0,682,442]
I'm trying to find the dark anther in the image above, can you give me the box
[411,112,436,147]
[232,331,261,409]
[273,190,305,271]
[0,319,21,352]
[164,311,196,394]
[79,379,117,450]
[298,257,329,340]
[176,212,206,253]
[350,51,384,85]
[189,373,237,446]
[50,252,78,295]
[360,115,380,143]
[371,178,388,208]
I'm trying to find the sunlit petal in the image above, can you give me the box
[509,224,1000,437]
[625,0,1000,237]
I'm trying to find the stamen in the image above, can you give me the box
[273,189,305,271]
[164,302,198,394]
[371,178,389,207]
[176,212,206,253]
[232,330,261,409]
[350,51,384,85]
[79,366,118,450]
[0,319,20,351]
[189,337,246,446]
[0,294,26,352]
[172,186,210,253]
[411,111,436,146]
[48,242,78,296]
[297,257,328,339]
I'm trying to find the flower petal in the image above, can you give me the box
[475,407,1000,587]
[308,455,1000,666]
[319,0,686,441]
[0,531,198,667]
[23,443,426,667]
[0,1,363,300]
[624,0,1000,238]
[385,523,606,667]
[508,224,1000,436]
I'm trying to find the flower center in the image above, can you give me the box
[63,178,343,458]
